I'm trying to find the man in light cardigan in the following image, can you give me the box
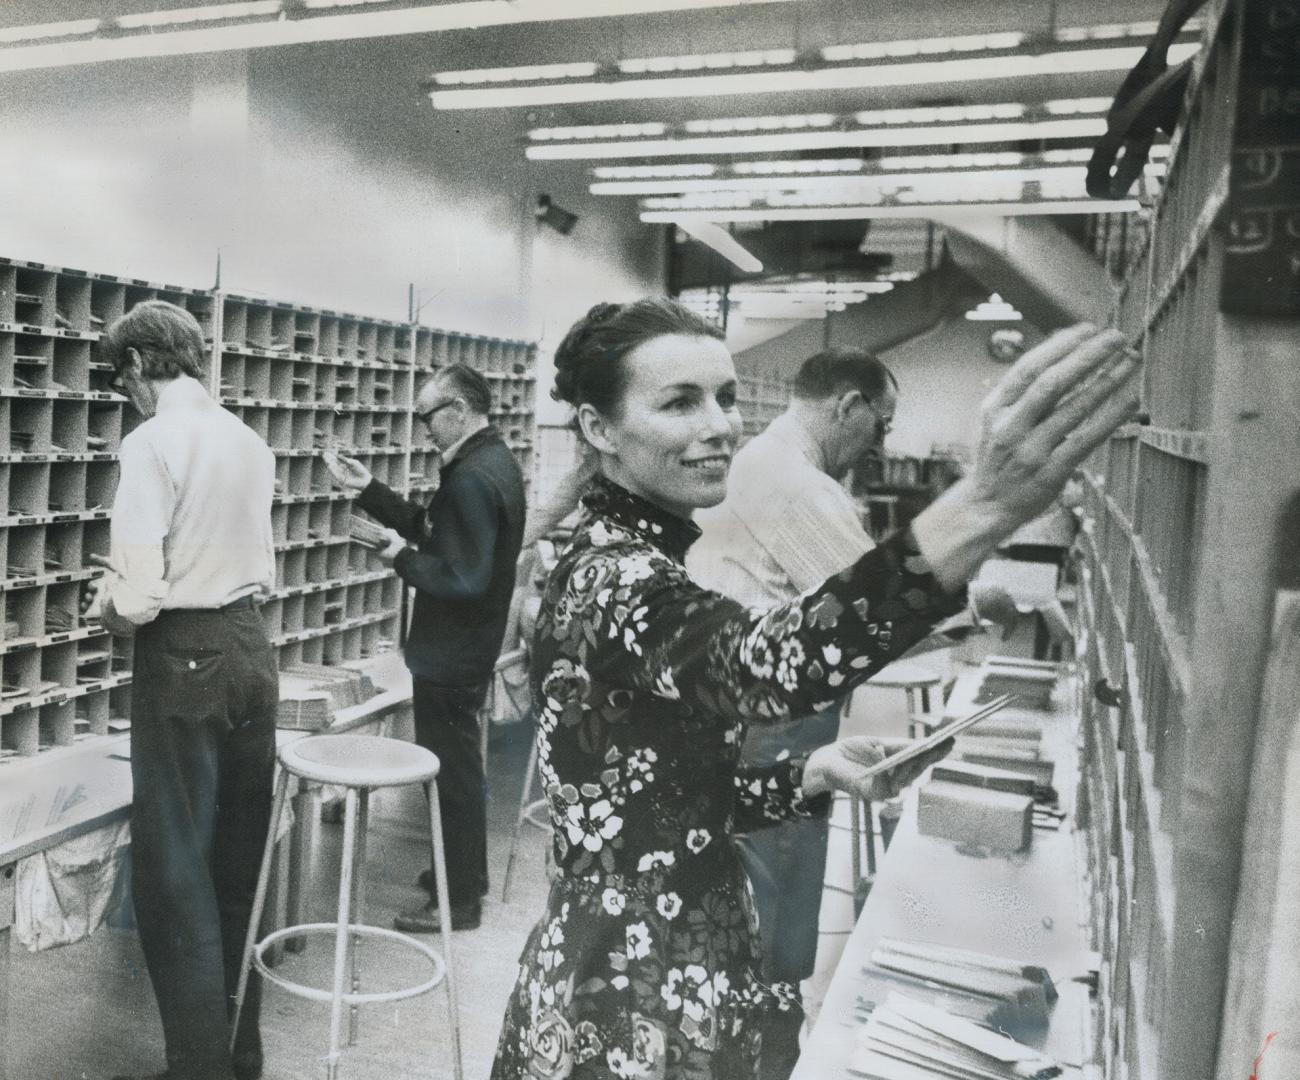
[687,347,897,1080]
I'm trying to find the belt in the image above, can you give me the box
[221,594,259,611]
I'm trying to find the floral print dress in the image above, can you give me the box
[492,477,965,1080]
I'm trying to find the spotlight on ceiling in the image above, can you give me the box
[534,193,579,235]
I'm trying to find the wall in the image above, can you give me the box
[0,35,664,348]
[877,315,1043,459]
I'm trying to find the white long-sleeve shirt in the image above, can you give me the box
[688,412,874,607]
[106,375,276,625]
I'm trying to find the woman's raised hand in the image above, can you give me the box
[914,324,1140,589]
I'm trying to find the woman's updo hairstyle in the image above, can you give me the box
[552,298,725,417]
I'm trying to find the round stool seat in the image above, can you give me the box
[279,734,440,789]
[870,661,943,689]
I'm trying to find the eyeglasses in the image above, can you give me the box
[417,399,459,425]
[866,398,894,435]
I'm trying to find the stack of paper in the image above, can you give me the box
[868,940,1056,1015]
[349,514,389,550]
[276,683,334,731]
[851,992,1061,1079]
[277,662,379,730]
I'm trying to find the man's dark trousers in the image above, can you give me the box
[413,676,490,905]
[129,605,279,1080]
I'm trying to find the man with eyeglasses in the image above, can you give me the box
[323,363,525,933]
[686,347,897,1080]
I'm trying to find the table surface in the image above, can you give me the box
[792,668,1094,1079]
[0,650,413,867]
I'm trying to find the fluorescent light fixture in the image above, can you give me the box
[116,2,281,29]
[531,121,668,140]
[877,150,1026,170]
[854,102,1026,125]
[638,170,1096,210]
[0,18,100,43]
[966,293,1023,320]
[527,117,1108,160]
[529,100,1087,144]
[433,61,598,85]
[823,31,1026,62]
[592,165,1089,196]
[0,0,803,73]
[641,199,1140,222]
[1055,18,1201,41]
[431,42,1199,109]
[683,112,837,133]
[674,220,763,272]
[619,47,796,73]
[1044,96,1114,114]
[732,158,866,175]
[592,163,718,178]
[736,281,897,294]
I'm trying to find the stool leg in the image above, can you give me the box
[230,765,292,1055]
[849,797,863,916]
[904,688,920,740]
[326,788,360,1080]
[501,730,540,902]
[426,780,463,1080]
[863,798,877,878]
[348,788,370,1048]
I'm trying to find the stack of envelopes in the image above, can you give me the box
[851,992,1061,1080]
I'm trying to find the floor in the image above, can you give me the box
[7,681,927,1080]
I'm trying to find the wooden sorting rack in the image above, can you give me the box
[1073,1,1300,1077]
[0,256,537,764]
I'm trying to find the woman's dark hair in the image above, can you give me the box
[99,299,207,380]
[552,298,725,416]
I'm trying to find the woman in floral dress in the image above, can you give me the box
[491,302,1139,1080]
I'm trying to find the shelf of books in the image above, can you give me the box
[0,256,537,765]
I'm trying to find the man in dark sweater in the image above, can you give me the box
[324,363,526,932]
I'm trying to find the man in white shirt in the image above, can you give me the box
[687,347,896,1080]
[84,301,278,1080]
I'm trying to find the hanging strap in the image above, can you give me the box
[1086,0,1210,199]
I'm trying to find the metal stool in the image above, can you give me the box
[831,664,944,913]
[231,734,462,1080]
[501,728,551,901]
[871,662,945,739]
[825,692,878,917]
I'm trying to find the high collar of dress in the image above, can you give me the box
[581,475,701,562]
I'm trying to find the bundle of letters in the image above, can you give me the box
[348,514,390,550]
[276,662,378,731]
[867,939,1057,1023]
[851,992,1061,1080]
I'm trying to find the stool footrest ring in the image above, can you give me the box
[252,922,447,1006]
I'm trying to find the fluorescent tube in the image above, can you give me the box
[673,220,763,272]
[526,117,1109,160]
[638,199,1140,222]
[431,44,1199,109]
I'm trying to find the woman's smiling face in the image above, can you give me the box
[581,333,743,519]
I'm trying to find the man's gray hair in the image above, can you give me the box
[100,300,207,381]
